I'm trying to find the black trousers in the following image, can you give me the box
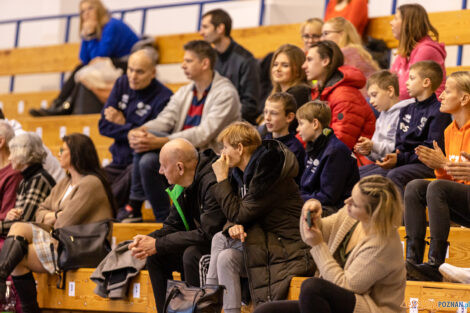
[405,179,470,242]
[253,277,356,313]
[147,244,210,313]
[103,163,133,213]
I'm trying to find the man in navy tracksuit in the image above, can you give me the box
[296,101,359,216]
[359,61,452,194]
[98,48,173,220]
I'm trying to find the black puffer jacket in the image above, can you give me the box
[213,140,314,306]
[149,149,226,254]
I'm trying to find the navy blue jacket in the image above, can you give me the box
[395,93,452,166]
[300,129,359,209]
[99,76,173,166]
[264,132,305,183]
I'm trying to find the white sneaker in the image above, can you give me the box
[439,263,470,283]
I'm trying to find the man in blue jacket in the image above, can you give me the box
[98,48,173,220]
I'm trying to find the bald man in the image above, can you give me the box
[129,139,226,313]
[98,48,173,220]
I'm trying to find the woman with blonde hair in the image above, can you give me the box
[254,175,406,313]
[300,18,324,52]
[390,3,446,100]
[30,0,139,116]
[405,71,470,282]
[208,121,313,313]
[321,17,379,97]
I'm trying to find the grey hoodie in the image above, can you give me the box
[368,98,414,162]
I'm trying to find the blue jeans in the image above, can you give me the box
[129,131,171,221]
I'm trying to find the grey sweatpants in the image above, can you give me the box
[206,231,246,313]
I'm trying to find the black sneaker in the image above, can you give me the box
[117,205,142,223]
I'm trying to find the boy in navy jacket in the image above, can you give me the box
[263,92,305,183]
[297,100,359,216]
[360,61,452,194]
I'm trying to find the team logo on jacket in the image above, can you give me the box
[135,101,151,117]
[417,117,427,131]
[118,94,129,110]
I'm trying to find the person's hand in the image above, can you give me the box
[376,150,398,169]
[43,212,57,226]
[445,151,470,181]
[128,128,167,152]
[129,235,157,259]
[354,136,373,156]
[301,199,323,247]
[228,224,247,242]
[212,154,230,182]
[5,209,23,221]
[415,141,447,170]
[104,106,126,125]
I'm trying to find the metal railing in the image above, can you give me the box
[0,0,266,92]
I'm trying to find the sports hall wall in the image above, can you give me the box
[0,0,468,94]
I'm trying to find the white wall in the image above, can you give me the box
[0,0,468,93]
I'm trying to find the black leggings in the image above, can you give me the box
[253,277,356,313]
[405,179,470,242]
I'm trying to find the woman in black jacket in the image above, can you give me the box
[207,122,313,313]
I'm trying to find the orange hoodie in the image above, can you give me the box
[435,119,470,184]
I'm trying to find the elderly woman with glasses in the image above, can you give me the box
[1,133,56,237]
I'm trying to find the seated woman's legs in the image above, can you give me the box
[298,277,355,313]
[253,300,300,313]
[207,232,245,313]
[410,180,470,281]
[0,223,48,313]
[404,179,430,265]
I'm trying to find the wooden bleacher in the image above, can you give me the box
[2,9,470,121]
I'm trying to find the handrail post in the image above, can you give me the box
[141,8,147,35]
[258,0,265,26]
[197,3,204,32]
[9,20,21,93]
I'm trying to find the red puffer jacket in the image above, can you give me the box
[311,65,376,152]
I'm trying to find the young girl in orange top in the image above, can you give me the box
[404,71,470,282]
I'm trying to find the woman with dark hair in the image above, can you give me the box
[390,3,446,100]
[0,133,114,313]
[270,44,311,108]
[302,40,375,164]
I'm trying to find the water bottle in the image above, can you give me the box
[0,281,16,313]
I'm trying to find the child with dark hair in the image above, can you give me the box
[297,101,359,215]
[263,92,305,182]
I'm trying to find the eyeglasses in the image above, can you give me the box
[302,34,321,40]
[321,30,342,37]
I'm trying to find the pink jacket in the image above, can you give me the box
[391,36,446,100]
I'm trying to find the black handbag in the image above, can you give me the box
[163,280,224,313]
[52,219,112,271]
